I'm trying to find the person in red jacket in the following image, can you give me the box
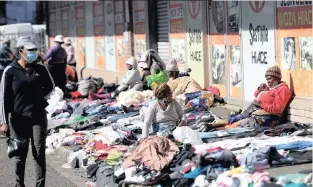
[228,65,292,128]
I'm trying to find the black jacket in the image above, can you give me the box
[0,46,13,70]
[0,60,55,125]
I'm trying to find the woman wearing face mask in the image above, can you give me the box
[141,83,187,138]
[228,65,291,127]
[0,36,54,187]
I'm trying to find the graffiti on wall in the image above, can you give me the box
[189,28,202,62]
[300,37,313,70]
[282,37,296,70]
[249,23,268,64]
[242,1,276,103]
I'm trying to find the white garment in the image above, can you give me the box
[173,126,203,145]
[122,57,141,88]
[65,45,76,64]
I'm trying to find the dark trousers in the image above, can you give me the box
[47,63,67,92]
[9,112,47,187]
[0,69,3,82]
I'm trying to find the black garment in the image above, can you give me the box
[47,63,66,92]
[0,61,54,126]
[0,45,13,71]
[9,111,47,187]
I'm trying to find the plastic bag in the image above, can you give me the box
[173,126,203,145]
[146,70,168,88]
[7,137,29,159]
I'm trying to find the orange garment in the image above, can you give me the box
[65,65,76,81]
[256,83,291,115]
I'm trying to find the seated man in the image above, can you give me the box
[166,58,202,97]
[111,57,142,98]
[228,65,292,128]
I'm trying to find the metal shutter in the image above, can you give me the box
[156,0,169,63]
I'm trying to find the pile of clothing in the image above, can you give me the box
[44,86,313,187]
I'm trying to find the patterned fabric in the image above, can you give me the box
[265,65,282,79]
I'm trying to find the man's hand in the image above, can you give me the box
[0,124,8,133]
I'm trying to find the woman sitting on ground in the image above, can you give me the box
[141,83,187,138]
[228,65,292,128]
[166,58,202,97]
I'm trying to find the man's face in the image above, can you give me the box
[126,64,133,70]
[266,76,279,87]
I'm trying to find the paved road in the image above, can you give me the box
[0,138,78,187]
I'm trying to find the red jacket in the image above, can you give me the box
[256,83,291,115]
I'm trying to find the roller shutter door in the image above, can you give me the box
[156,1,169,63]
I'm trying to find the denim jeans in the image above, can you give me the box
[151,123,176,137]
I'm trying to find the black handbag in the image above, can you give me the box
[7,137,29,159]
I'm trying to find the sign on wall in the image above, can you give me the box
[277,1,312,29]
[299,37,313,70]
[186,0,204,87]
[93,1,105,69]
[133,1,146,61]
[76,4,86,66]
[212,45,226,85]
[62,8,69,37]
[241,1,276,104]
[169,1,184,33]
[210,1,225,34]
[104,1,117,72]
[230,45,241,87]
[56,9,62,34]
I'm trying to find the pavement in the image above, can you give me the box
[0,137,86,187]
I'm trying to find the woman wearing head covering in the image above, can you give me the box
[166,58,202,97]
[0,36,54,187]
[228,65,291,127]
[141,83,187,138]
[42,35,67,92]
[111,57,142,98]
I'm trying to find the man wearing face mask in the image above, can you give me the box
[228,65,291,128]
[0,38,14,81]
[0,36,55,187]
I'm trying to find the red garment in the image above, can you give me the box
[71,91,81,99]
[256,83,291,115]
[206,146,224,152]
[204,86,220,96]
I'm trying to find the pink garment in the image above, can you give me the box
[123,136,179,171]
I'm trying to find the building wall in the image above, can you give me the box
[46,1,313,122]
[6,1,37,24]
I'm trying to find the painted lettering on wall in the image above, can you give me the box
[249,23,268,64]
[277,6,312,29]
[188,28,202,62]
[279,0,312,7]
